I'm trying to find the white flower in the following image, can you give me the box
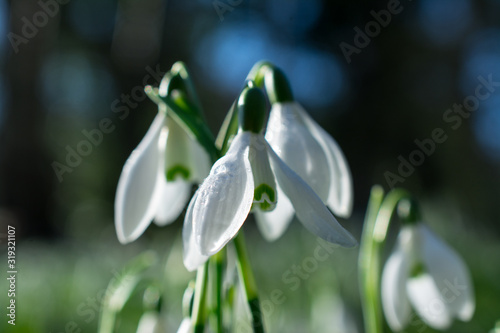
[114,110,210,244]
[136,312,164,333]
[381,223,475,331]
[183,130,357,271]
[259,101,353,241]
[175,318,192,333]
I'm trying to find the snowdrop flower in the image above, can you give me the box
[381,223,475,331]
[114,95,210,244]
[258,68,353,241]
[183,87,356,271]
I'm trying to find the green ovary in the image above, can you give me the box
[253,184,276,211]
[166,165,191,181]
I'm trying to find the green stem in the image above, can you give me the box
[211,248,226,333]
[192,262,209,333]
[246,61,273,88]
[359,186,385,333]
[358,187,411,333]
[171,61,205,117]
[233,232,265,333]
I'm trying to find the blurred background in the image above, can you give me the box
[1,0,500,332]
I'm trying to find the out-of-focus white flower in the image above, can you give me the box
[183,130,357,271]
[114,109,210,244]
[175,318,192,333]
[381,223,475,331]
[135,312,165,333]
[260,101,353,240]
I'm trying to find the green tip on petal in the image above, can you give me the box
[265,66,294,104]
[166,165,191,181]
[253,183,277,211]
[238,87,267,133]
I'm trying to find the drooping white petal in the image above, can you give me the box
[266,143,357,247]
[193,132,254,256]
[254,186,294,241]
[154,178,192,226]
[176,318,192,333]
[183,192,209,271]
[407,274,452,330]
[294,104,353,217]
[115,112,166,244]
[418,225,475,321]
[265,102,331,202]
[381,247,412,331]
[248,133,277,211]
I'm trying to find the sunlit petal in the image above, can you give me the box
[265,102,330,202]
[418,225,475,321]
[154,178,192,226]
[254,186,294,241]
[248,133,277,211]
[294,104,353,217]
[381,247,412,331]
[183,191,209,271]
[266,142,357,247]
[193,132,254,256]
[407,274,452,330]
[115,112,166,244]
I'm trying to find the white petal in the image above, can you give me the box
[248,133,277,211]
[253,185,294,241]
[176,318,192,333]
[294,104,353,217]
[266,143,357,247]
[115,112,165,244]
[164,117,194,181]
[187,130,211,183]
[154,178,192,226]
[183,192,209,271]
[418,225,475,321]
[136,312,159,333]
[407,274,452,330]
[193,132,254,256]
[265,102,331,202]
[163,115,210,183]
[381,247,412,331]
